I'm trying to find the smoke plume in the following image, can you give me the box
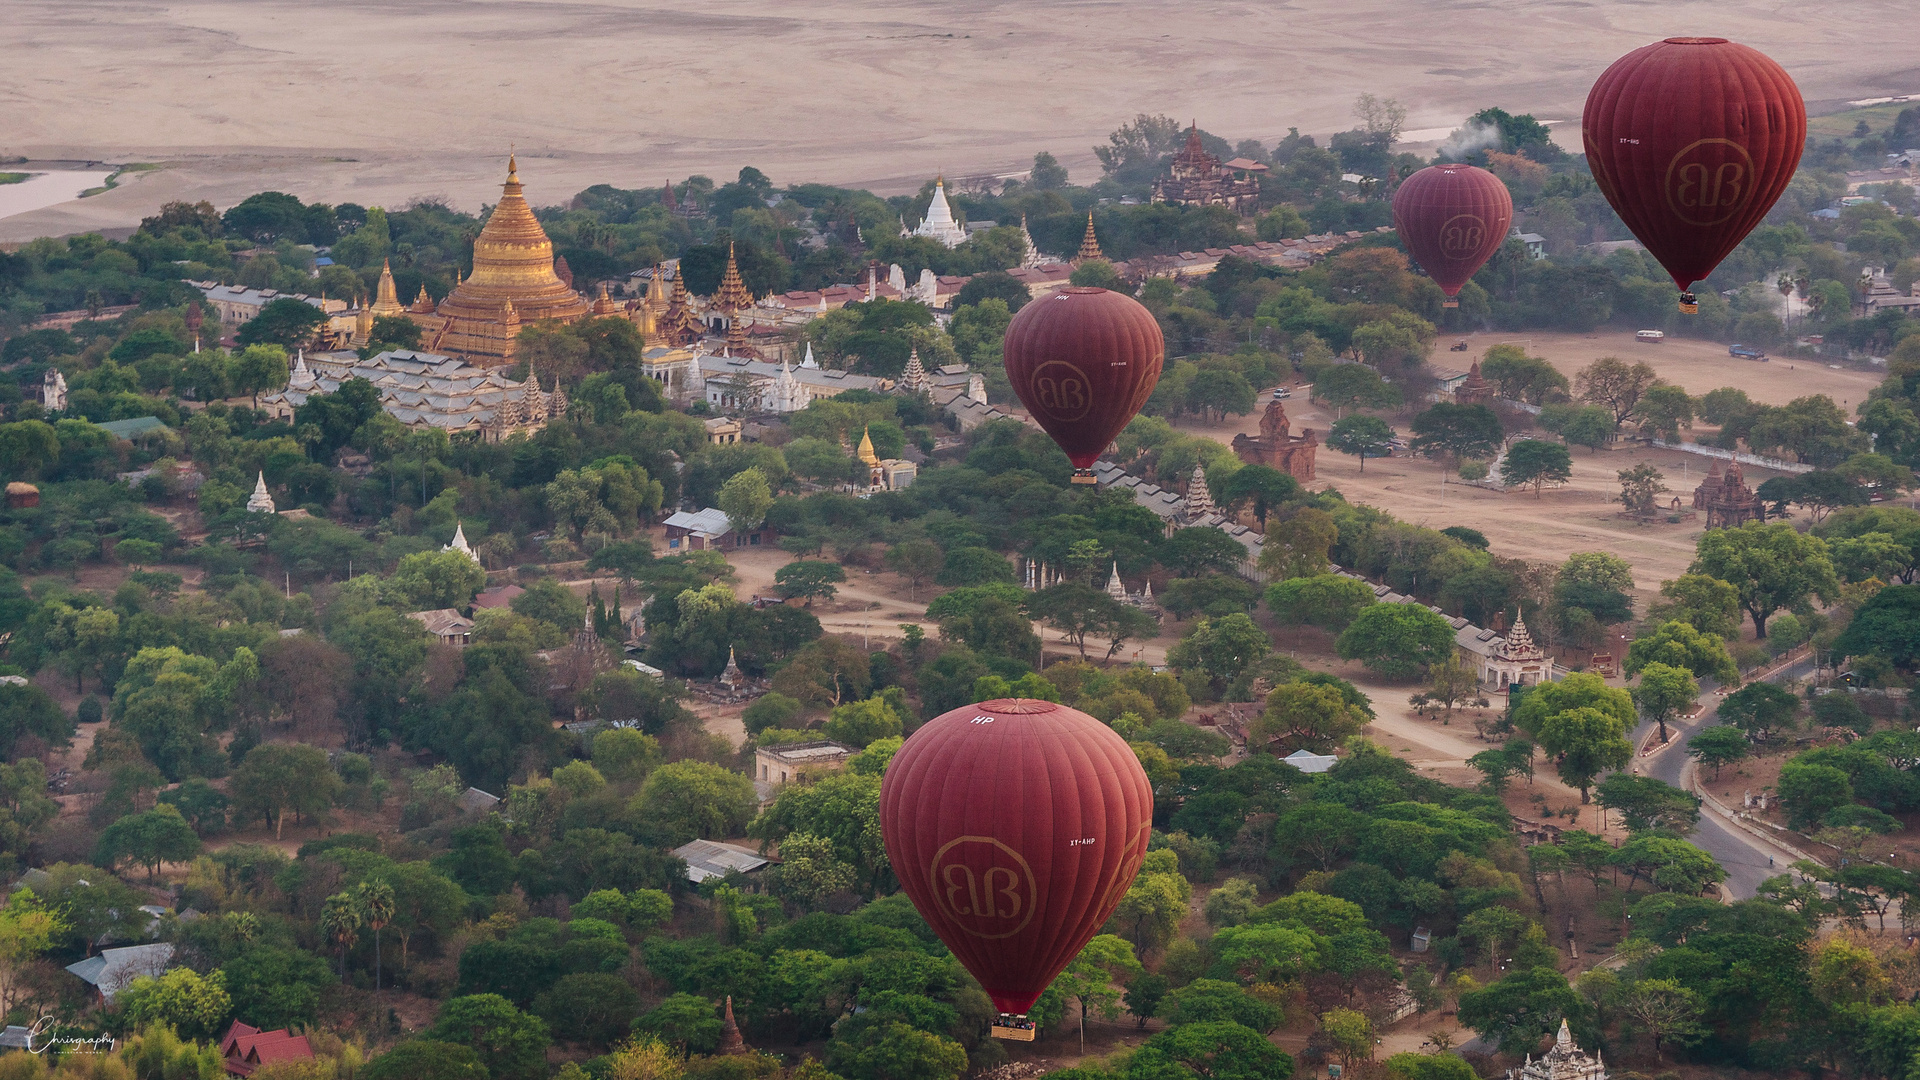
[1438,122,1503,161]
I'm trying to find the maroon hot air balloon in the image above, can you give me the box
[1003,287,1164,484]
[879,698,1153,1034]
[1584,37,1805,312]
[1392,164,1514,308]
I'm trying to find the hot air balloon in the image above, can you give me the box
[879,698,1153,1039]
[1392,164,1514,308]
[1003,287,1164,484]
[1584,37,1805,313]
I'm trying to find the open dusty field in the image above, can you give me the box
[5,1,1920,240]
[1180,397,1767,600]
[1454,329,1887,410]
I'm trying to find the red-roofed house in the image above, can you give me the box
[220,1021,315,1076]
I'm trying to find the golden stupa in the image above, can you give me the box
[429,155,590,364]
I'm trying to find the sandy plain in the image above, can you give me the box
[5,0,1920,240]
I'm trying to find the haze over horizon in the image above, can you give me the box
[4,0,1920,240]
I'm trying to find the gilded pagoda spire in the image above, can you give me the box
[857,426,880,466]
[430,155,590,365]
[372,258,404,316]
[712,242,754,314]
[1076,212,1104,263]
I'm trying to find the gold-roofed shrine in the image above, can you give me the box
[423,156,590,365]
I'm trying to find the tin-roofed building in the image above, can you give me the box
[672,839,770,884]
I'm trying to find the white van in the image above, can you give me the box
[1636,330,1665,342]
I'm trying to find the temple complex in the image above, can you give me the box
[1230,391,1318,482]
[1692,459,1766,529]
[707,243,756,330]
[1506,1020,1606,1080]
[1151,123,1264,214]
[412,156,590,365]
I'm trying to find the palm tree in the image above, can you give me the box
[355,881,395,993]
[319,892,362,983]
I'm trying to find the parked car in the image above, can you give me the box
[1636,329,1665,342]
[1272,387,1292,399]
[1449,339,1470,351]
[1730,343,1766,360]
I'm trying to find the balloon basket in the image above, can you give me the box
[1070,469,1099,485]
[1442,300,1459,309]
[991,1015,1037,1041]
[1678,291,1698,315]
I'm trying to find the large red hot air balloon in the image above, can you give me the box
[1003,287,1164,484]
[1584,37,1805,312]
[879,698,1152,1036]
[1392,164,1514,308]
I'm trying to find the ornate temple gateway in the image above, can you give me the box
[417,156,590,365]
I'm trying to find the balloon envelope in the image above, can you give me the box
[879,698,1153,1016]
[1392,164,1514,299]
[1583,37,1805,292]
[1003,288,1164,471]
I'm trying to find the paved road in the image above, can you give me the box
[1629,657,1815,900]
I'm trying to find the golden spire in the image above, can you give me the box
[1077,212,1103,263]
[372,258,403,316]
[857,426,880,466]
[711,242,754,313]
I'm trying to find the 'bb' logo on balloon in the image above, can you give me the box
[930,836,1038,939]
[1028,361,1092,422]
[1664,139,1755,226]
[1437,215,1487,260]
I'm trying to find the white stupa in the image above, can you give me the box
[910,180,968,247]
[245,472,276,514]
[444,521,480,564]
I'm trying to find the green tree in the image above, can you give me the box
[632,762,757,847]
[1575,356,1658,428]
[1776,761,1853,829]
[1314,364,1400,416]
[1335,602,1457,680]
[1260,506,1337,579]
[1219,464,1300,530]
[1625,620,1739,683]
[1168,613,1271,689]
[427,994,552,1080]
[1250,681,1369,753]
[355,878,396,992]
[1611,835,1724,893]
[1536,705,1633,803]
[1647,574,1743,639]
[1052,934,1142,1054]
[1326,414,1395,472]
[1456,967,1581,1054]
[235,299,325,348]
[774,560,846,607]
[1689,522,1839,637]
[118,966,232,1040]
[1265,574,1376,630]
[1686,725,1750,779]
[1594,774,1700,834]
[1480,345,1569,404]
[1632,662,1700,745]
[1129,1020,1294,1080]
[1620,978,1705,1060]
[230,743,341,839]
[388,549,488,610]
[1161,528,1250,578]
[532,972,643,1049]
[1636,384,1695,441]
[717,467,774,534]
[319,891,361,982]
[1835,583,1920,666]
[1501,440,1573,498]
[1618,463,1669,517]
[1321,1007,1374,1068]
[363,1042,488,1080]
[1410,403,1504,464]
[1716,680,1800,743]
[822,697,903,748]
[94,804,201,880]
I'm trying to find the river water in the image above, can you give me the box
[0,169,117,221]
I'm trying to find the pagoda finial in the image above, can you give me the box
[508,146,517,181]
